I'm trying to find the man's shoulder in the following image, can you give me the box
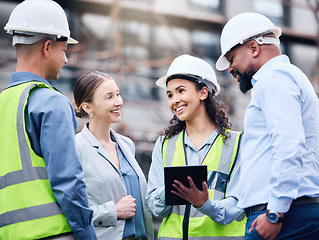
[29,87,70,105]
[27,87,73,117]
[29,86,64,99]
[267,57,303,76]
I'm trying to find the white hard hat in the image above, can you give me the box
[216,12,282,71]
[157,54,220,96]
[4,0,78,45]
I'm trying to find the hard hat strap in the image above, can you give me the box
[253,36,280,46]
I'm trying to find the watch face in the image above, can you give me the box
[267,211,279,223]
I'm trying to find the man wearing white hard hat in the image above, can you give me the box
[216,12,319,240]
[0,1,97,239]
[146,54,246,239]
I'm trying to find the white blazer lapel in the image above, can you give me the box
[82,124,121,174]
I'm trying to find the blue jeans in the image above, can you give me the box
[245,204,319,240]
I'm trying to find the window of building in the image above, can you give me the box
[192,30,220,61]
[253,0,284,25]
[121,76,160,101]
[189,0,221,13]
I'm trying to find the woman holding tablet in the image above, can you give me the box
[146,55,246,240]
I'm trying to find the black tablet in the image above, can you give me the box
[164,165,207,205]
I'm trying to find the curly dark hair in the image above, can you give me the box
[160,81,232,142]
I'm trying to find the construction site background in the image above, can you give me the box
[0,0,318,236]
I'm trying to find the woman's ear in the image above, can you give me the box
[199,87,209,100]
[81,102,92,115]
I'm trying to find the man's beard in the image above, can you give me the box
[236,65,255,94]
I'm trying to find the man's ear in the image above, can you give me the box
[249,40,260,58]
[42,39,52,57]
[199,87,209,100]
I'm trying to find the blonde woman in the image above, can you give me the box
[73,71,153,240]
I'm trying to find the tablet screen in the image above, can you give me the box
[164,165,207,205]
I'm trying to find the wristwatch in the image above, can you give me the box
[266,210,284,223]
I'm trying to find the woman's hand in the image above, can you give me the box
[171,176,209,208]
[115,195,136,219]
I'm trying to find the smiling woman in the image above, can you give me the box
[146,54,246,240]
[72,71,154,240]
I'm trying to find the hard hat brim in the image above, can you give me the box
[68,36,78,44]
[156,73,221,96]
[156,75,169,90]
[156,73,201,90]
[216,55,229,71]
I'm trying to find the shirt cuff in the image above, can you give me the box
[197,199,219,218]
[267,196,293,213]
[73,223,97,240]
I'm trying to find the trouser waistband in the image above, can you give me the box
[245,196,319,217]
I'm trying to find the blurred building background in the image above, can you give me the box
[0,0,318,236]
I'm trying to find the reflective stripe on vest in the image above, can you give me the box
[158,130,246,240]
[0,82,72,239]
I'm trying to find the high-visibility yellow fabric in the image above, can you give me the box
[0,82,72,239]
[158,130,246,239]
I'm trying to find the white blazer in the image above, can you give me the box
[75,124,153,240]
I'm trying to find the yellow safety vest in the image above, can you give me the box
[0,82,72,239]
[158,130,246,240]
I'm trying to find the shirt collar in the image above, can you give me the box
[9,72,52,88]
[184,128,219,151]
[252,55,290,86]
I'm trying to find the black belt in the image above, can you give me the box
[245,196,319,217]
